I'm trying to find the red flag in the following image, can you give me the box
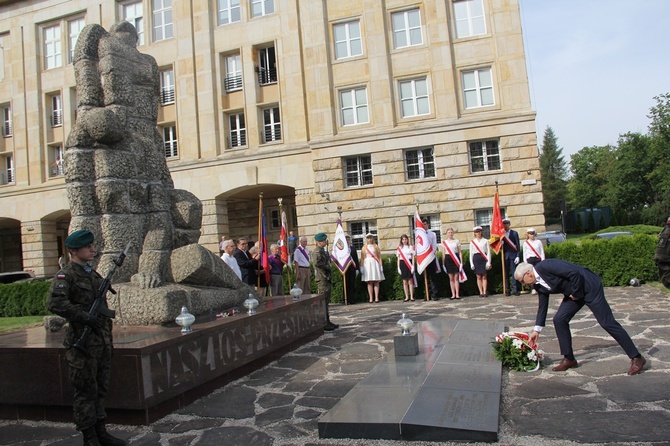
[489,192,504,254]
[259,206,271,284]
[279,210,289,264]
[414,210,435,274]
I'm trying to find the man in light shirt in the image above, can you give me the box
[220,239,242,280]
[293,236,311,294]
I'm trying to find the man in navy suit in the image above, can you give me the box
[502,218,521,296]
[514,259,646,375]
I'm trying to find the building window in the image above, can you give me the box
[269,208,280,229]
[257,46,277,85]
[122,1,144,45]
[50,145,64,177]
[2,106,11,138]
[162,125,178,158]
[405,147,435,180]
[475,207,505,239]
[228,112,246,148]
[340,87,369,126]
[391,9,422,49]
[410,214,441,244]
[44,25,62,69]
[469,139,501,173]
[462,68,494,108]
[50,94,63,127]
[218,0,241,25]
[152,0,173,42]
[454,0,486,39]
[349,221,377,251]
[333,20,362,60]
[344,155,372,188]
[68,18,85,64]
[399,77,429,118]
[261,106,281,143]
[1,155,14,185]
[160,69,175,104]
[224,54,243,92]
[251,0,274,18]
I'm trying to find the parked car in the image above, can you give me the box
[536,231,567,246]
[0,270,35,284]
[594,231,634,240]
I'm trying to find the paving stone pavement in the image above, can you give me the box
[2,285,670,446]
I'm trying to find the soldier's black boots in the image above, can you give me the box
[82,427,101,446]
[95,420,127,446]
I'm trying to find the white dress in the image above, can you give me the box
[362,245,385,282]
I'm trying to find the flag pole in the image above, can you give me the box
[337,206,348,305]
[496,182,507,296]
[278,197,287,295]
[416,203,430,301]
[257,192,263,293]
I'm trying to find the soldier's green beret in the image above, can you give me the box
[65,230,94,248]
[314,232,327,242]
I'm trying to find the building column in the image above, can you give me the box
[200,198,229,254]
[21,220,59,277]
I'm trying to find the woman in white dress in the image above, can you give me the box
[396,234,415,302]
[360,233,385,303]
[469,226,491,297]
[441,228,464,300]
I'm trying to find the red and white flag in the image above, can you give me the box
[279,210,289,265]
[414,210,435,274]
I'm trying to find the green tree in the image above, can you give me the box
[645,93,670,223]
[539,127,568,221]
[567,145,614,210]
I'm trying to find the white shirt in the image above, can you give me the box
[426,229,438,251]
[523,239,545,262]
[221,253,242,279]
[294,245,311,267]
[469,237,491,267]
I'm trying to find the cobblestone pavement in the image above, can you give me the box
[1,285,670,445]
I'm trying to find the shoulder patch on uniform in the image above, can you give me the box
[57,274,66,279]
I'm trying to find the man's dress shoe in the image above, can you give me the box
[552,358,578,371]
[628,355,646,375]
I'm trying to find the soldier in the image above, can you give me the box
[47,230,126,446]
[655,217,670,289]
[314,232,338,331]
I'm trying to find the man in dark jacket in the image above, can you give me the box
[502,218,521,295]
[515,259,645,375]
[233,238,258,286]
[47,230,126,446]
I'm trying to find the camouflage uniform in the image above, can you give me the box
[655,218,670,289]
[47,262,113,431]
[314,244,332,303]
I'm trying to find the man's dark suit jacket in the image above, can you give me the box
[233,248,258,286]
[533,259,600,327]
[504,229,520,259]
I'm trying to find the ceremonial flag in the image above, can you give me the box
[259,204,271,284]
[279,209,289,264]
[414,210,435,274]
[331,218,353,273]
[489,192,505,254]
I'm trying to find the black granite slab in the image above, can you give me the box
[318,317,504,442]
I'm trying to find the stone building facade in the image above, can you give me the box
[0,0,544,277]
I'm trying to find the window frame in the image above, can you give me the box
[344,155,373,188]
[159,68,175,105]
[1,154,14,185]
[121,1,145,46]
[261,106,281,143]
[2,105,12,138]
[333,20,363,60]
[43,24,62,70]
[405,147,435,180]
[462,67,494,109]
[50,145,64,177]
[227,112,247,148]
[391,8,423,49]
[409,214,441,244]
[162,124,178,158]
[339,86,369,126]
[218,0,241,25]
[152,0,174,42]
[257,46,277,85]
[453,0,486,39]
[398,77,430,118]
[251,0,275,18]
[68,17,85,64]
[474,207,506,239]
[224,54,243,92]
[468,139,501,173]
[50,94,63,127]
[348,221,377,251]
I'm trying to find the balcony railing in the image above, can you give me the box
[2,121,11,137]
[228,132,247,148]
[50,110,63,127]
[1,169,14,185]
[224,75,243,92]
[262,126,281,143]
[51,161,64,177]
[160,87,175,105]
[257,67,277,85]
[164,141,178,158]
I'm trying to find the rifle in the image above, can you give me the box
[73,242,131,355]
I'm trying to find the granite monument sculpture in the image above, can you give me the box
[63,22,251,324]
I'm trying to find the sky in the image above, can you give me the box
[518,0,670,161]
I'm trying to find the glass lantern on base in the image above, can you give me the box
[290,283,302,301]
[397,313,414,336]
[175,306,195,334]
[244,293,259,315]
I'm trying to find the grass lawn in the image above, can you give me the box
[0,315,45,333]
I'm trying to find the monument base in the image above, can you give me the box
[393,333,419,356]
[0,294,325,424]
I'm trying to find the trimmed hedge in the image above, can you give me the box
[0,281,51,317]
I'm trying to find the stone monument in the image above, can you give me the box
[64,22,251,324]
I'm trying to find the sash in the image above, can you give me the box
[366,245,381,265]
[442,241,467,282]
[503,234,518,252]
[524,240,541,259]
[296,246,310,265]
[471,239,489,261]
[397,246,414,273]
